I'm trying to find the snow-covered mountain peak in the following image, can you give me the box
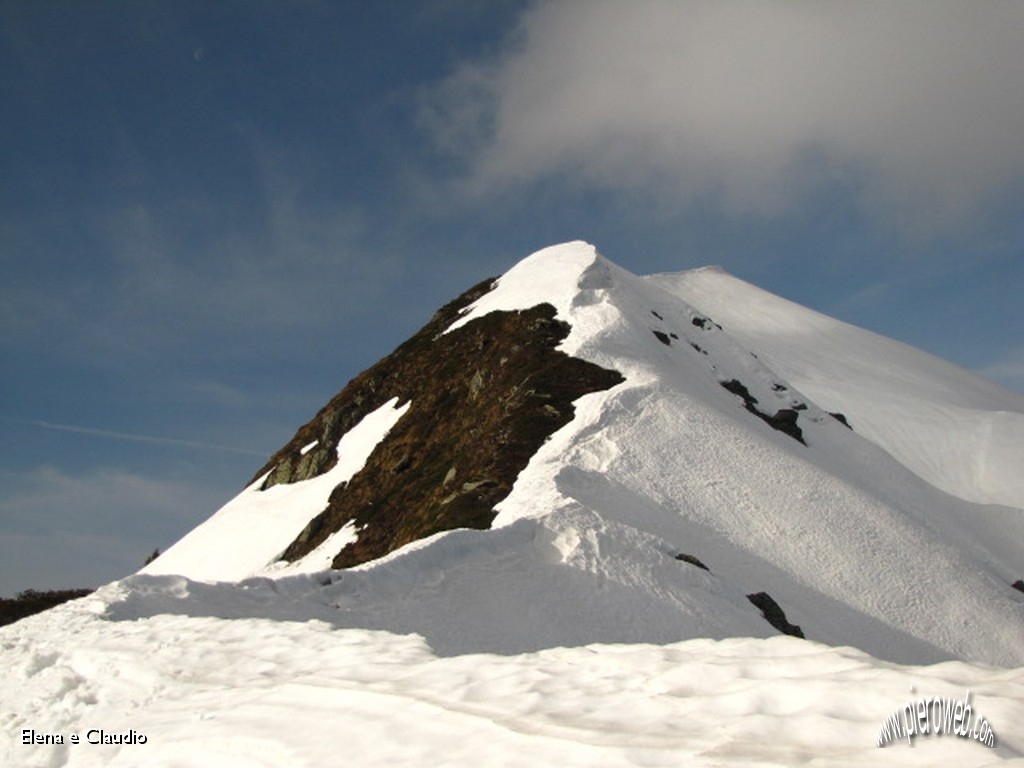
[7,241,1022,767]
[445,239,605,333]
[140,242,1024,668]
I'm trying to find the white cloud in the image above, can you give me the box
[423,0,1024,234]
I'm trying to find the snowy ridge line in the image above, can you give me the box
[654,265,1024,508]
[449,243,1024,666]
[443,240,602,335]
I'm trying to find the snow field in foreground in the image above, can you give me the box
[3,591,1023,768]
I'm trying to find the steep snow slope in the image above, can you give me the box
[144,241,1023,667]
[653,266,1024,509]
[143,399,410,581]
[445,242,1024,665]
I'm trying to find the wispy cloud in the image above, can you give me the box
[0,122,404,373]
[13,419,266,457]
[422,1,1024,237]
[91,168,391,349]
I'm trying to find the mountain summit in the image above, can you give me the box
[144,241,1024,666]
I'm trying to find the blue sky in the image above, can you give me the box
[2,0,1022,596]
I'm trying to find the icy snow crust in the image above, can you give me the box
[6,241,1023,766]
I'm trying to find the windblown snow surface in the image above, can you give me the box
[4,242,1023,766]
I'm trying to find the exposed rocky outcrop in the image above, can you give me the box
[253,278,625,569]
[747,591,804,638]
[829,412,853,429]
[674,552,710,571]
[720,379,806,444]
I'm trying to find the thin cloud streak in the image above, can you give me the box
[18,419,267,457]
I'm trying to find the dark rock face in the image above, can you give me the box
[674,552,710,571]
[691,315,721,330]
[252,278,625,570]
[829,411,853,429]
[746,591,804,638]
[720,379,806,445]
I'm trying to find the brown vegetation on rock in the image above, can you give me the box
[251,278,625,570]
